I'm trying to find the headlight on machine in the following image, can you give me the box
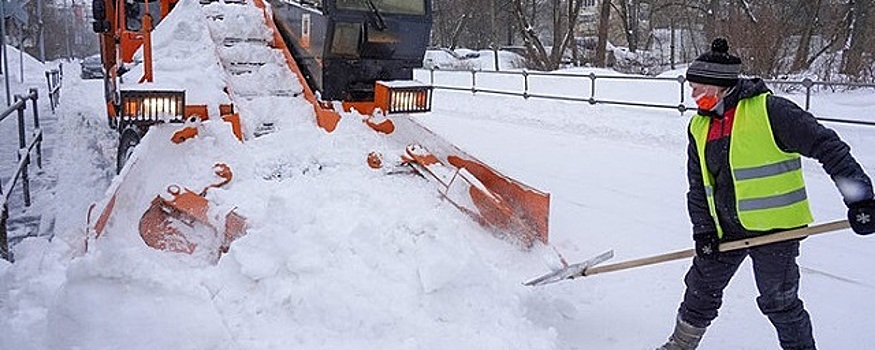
[374,81,432,114]
[120,90,186,122]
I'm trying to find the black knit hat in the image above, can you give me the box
[686,38,742,87]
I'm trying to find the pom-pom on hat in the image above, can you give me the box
[686,38,742,87]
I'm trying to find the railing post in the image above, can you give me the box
[55,69,62,109]
[1,203,8,261]
[471,70,477,94]
[429,67,434,86]
[588,72,597,105]
[29,88,41,168]
[803,78,813,111]
[678,75,688,114]
[15,96,31,207]
[523,70,529,99]
[45,70,54,113]
[44,70,48,95]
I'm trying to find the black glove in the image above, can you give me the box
[693,231,721,260]
[848,199,875,235]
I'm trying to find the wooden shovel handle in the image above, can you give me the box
[584,220,850,277]
[584,248,695,276]
[719,220,850,251]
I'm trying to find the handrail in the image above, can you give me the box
[45,63,63,113]
[420,68,875,127]
[1,88,43,261]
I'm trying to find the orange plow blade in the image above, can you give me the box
[138,163,247,259]
[448,156,549,245]
[386,116,551,247]
[139,187,247,257]
[86,128,249,262]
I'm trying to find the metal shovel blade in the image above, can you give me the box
[524,250,614,286]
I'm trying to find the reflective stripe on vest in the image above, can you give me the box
[689,93,813,237]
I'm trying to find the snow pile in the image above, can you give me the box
[424,48,526,71]
[31,105,559,349]
[126,0,230,109]
[0,44,50,88]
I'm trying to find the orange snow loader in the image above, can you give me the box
[88,0,549,261]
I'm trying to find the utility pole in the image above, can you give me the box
[38,0,44,63]
[64,8,72,60]
[1,0,11,106]
[18,21,23,83]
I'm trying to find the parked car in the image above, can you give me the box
[80,55,104,79]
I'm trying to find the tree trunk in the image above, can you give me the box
[842,0,873,76]
[491,0,500,71]
[434,0,446,46]
[449,15,467,51]
[513,0,586,70]
[595,0,612,67]
[806,6,854,67]
[513,0,552,69]
[616,0,630,50]
[628,0,639,52]
[570,0,578,65]
[791,0,821,72]
[670,16,676,69]
[704,0,719,41]
[551,0,562,63]
[561,0,586,66]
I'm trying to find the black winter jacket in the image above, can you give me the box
[687,78,873,240]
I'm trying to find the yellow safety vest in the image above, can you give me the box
[689,93,813,238]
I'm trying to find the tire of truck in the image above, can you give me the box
[116,127,141,174]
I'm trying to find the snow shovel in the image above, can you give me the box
[524,219,850,286]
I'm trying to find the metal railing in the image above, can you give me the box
[1,88,43,261]
[45,64,63,113]
[419,68,875,127]
[765,78,875,111]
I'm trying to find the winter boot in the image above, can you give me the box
[656,316,707,350]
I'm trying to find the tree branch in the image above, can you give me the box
[736,0,758,23]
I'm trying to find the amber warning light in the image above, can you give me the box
[374,81,433,114]
[120,90,186,122]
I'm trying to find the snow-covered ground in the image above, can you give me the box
[2,0,875,349]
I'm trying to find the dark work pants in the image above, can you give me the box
[677,240,815,350]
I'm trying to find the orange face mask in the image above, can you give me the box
[693,93,720,110]
[690,82,727,111]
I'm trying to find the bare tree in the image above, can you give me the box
[434,0,873,78]
[512,0,587,70]
[614,0,640,52]
[842,0,874,76]
[20,1,98,61]
[791,0,822,72]
[804,3,854,69]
